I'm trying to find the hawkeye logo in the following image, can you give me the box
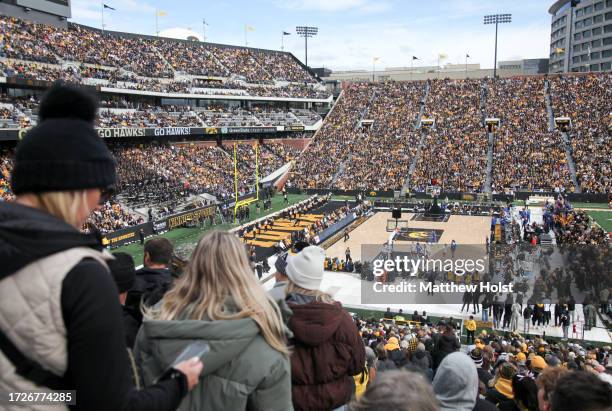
[407,231,429,240]
[369,191,377,197]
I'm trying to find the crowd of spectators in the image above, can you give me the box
[84,201,144,235]
[295,82,375,188]
[550,73,611,193]
[486,77,572,193]
[336,81,423,191]
[98,106,203,128]
[0,146,13,201]
[412,79,487,193]
[0,15,323,97]
[353,310,611,411]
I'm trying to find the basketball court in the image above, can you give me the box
[325,211,491,261]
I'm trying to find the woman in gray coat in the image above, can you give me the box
[135,231,292,411]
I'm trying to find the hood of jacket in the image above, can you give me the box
[288,299,347,346]
[433,352,478,411]
[140,314,264,377]
[0,201,102,279]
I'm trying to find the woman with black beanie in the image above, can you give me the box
[0,84,203,410]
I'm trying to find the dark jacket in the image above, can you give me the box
[477,367,494,387]
[388,348,406,367]
[376,359,397,372]
[435,332,460,367]
[122,305,141,349]
[287,294,365,411]
[0,201,186,411]
[475,398,501,411]
[485,387,511,407]
[126,267,172,324]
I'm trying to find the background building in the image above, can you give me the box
[316,59,549,84]
[0,0,70,27]
[549,0,612,73]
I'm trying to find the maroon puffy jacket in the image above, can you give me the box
[288,299,366,411]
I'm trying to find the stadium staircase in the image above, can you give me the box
[545,80,582,193]
[560,132,582,193]
[330,89,379,186]
[153,49,176,76]
[400,81,430,196]
[192,111,208,127]
[483,83,493,194]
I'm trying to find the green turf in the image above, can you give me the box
[571,202,611,210]
[587,210,612,232]
[114,193,309,263]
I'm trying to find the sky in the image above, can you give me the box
[71,0,553,71]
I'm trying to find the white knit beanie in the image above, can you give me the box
[286,246,325,290]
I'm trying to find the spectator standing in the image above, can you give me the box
[283,245,366,411]
[107,252,140,349]
[498,374,539,411]
[549,371,612,411]
[127,237,174,318]
[535,366,569,411]
[523,305,533,333]
[465,315,477,344]
[351,370,438,411]
[559,310,570,339]
[135,231,292,411]
[486,362,518,407]
[433,324,461,368]
[0,84,201,411]
[433,352,499,411]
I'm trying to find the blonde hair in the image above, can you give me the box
[151,230,289,356]
[33,191,90,228]
[285,281,335,304]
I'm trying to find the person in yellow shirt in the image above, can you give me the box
[465,315,477,344]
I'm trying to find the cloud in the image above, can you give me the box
[272,0,391,13]
[284,19,549,71]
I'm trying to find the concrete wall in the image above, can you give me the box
[0,3,68,27]
[324,68,526,82]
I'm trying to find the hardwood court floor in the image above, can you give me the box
[325,212,491,261]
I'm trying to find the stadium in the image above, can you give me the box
[0,0,611,410]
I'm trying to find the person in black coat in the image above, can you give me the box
[434,326,460,369]
[108,252,140,349]
[0,84,202,411]
[127,237,174,322]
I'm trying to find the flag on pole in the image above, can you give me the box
[283,31,291,35]
[157,9,167,16]
[466,53,470,58]
[438,53,447,59]
[373,57,380,62]
[103,4,115,10]
[246,25,255,32]
[412,56,419,60]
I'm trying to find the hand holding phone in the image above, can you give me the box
[159,342,209,390]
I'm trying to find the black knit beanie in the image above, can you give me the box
[11,83,116,194]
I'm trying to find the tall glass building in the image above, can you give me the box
[549,0,612,72]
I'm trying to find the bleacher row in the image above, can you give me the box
[0,140,304,232]
[0,16,331,100]
[296,73,611,194]
[0,95,322,129]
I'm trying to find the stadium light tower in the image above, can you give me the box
[296,26,318,68]
[483,13,511,79]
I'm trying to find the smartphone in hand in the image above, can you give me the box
[157,342,210,383]
[171,342,210,367]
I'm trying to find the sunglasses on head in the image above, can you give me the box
[98,186,115,205]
